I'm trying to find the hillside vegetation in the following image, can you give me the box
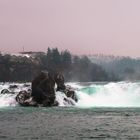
[0,48,109,82]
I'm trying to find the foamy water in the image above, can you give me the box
[1,82,140,108]
[75,82,140,107]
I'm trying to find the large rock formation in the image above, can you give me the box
[31,71,56,106]
[16,71,77,107]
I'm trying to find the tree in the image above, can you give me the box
[61,50,72,69]
[52,48,61,66]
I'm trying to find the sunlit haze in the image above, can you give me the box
[0,0,140,57]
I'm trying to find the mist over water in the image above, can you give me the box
[0,82,140,108]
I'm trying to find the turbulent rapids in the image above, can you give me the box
[1,82,140,108]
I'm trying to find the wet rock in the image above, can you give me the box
[23,83,31,87]
[54,74,78,102]
[1,89,10,94]
[27,89,32,96]
[9,85,18,89]
[62,86,78,102]
[42,98,59,107]
[31,71,55,106]
[15,90,37,107]
[55,72,66,91]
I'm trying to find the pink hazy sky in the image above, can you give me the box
[0,0,140,57]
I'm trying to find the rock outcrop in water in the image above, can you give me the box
[15,71,77,107]
[15,90,37,106]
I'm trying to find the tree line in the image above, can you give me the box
[0,48,113,82]
[89,54,140,81]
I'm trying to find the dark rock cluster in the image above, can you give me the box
[15,71,77,107]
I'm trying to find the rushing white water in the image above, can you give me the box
[1,82,140,107]
[0,83,31,107]
[74,82,140,107]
